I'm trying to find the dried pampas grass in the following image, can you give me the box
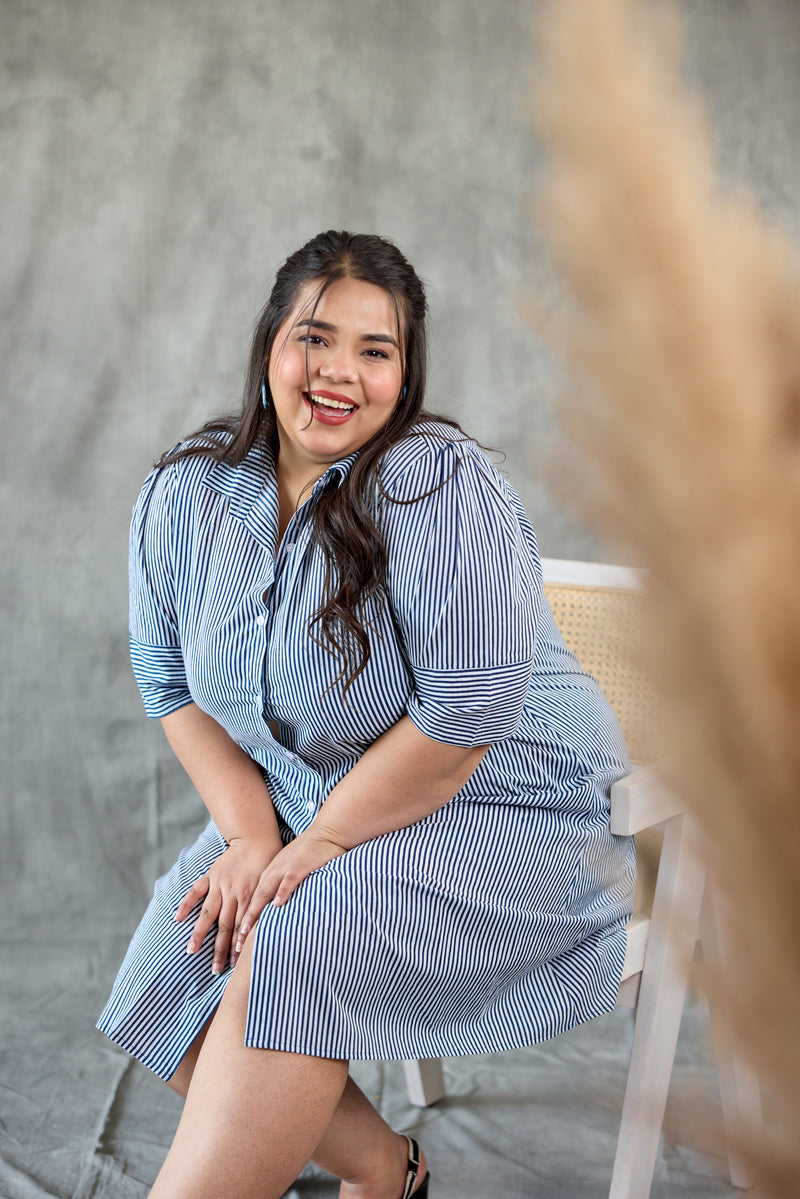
[536,0,800,1193]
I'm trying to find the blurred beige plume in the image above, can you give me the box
[536,0,800,1193]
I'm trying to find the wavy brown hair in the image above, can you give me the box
[158,230,463,693]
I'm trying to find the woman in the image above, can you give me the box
[98,230,636,1199]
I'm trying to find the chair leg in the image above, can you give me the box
[609,812,706,1199]
[699,888,762,1189]
[402,1058,446,1107]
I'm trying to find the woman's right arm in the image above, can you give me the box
[161,702,284,973]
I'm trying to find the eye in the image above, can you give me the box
[363,347,390,359]
[297,334,327,347]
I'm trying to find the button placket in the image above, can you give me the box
[261,525,304,722]
[255,578,273,629]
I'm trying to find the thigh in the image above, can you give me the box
[168,1011,214,1098]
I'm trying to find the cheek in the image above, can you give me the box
[369,370,403,411]
[269,344,306,393]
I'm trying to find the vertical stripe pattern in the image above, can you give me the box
[97,423,635,1077]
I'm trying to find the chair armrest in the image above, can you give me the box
[610,764,684,835]
[621,911,650,980]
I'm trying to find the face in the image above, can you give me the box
[267,276,404,484]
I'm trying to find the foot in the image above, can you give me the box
[338,1133,428,1199]
[401,1136,429,1198]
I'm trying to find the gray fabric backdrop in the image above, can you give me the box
[2,2,799,1196]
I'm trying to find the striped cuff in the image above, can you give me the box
[130,638,192,718]
[407,660,533,746]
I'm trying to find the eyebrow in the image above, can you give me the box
[294,318,399,348]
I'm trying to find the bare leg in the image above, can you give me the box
[149,936,348,1199]
[312,1076,428,1199]
[160,952,427,1198]
[166,1015,212,1099]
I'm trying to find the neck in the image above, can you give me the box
[275,458,323,544]
[276,457,324,508]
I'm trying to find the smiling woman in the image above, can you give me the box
[96,230,635,1199]
[149,231,447,697]
[268,277,405,506]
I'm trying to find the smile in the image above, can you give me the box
[304,391,359,425]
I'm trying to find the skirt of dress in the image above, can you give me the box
[97,797,635,1080]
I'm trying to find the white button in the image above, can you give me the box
[284,542,294,552]
[255,614,266,627]
[307,801,316,814]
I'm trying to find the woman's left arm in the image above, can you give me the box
[235,716,487,948]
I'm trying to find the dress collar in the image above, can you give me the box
[310,452,359,496]
[202,441,358,552]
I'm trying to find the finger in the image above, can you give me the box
[235,876,278,953]
[272,867,305,908]
[175,874,210,922]
[229,900,250,967]
[211,898,238,975]
[232,916,250,958]
[187,892,222,955]
[229,920,242,968]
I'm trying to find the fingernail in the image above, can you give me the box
[186,941,196,955]
[212,963,221,975]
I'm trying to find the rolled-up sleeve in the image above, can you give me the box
[381,439,542,746]
[129,463,192,718]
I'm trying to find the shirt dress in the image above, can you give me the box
[97,421,636,1078]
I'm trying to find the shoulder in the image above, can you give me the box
[376,421,539,561]
[381,419,477,470]
[378,420,505,499]
[142,431,271,502]
[133,432,275,534]
[159,429,236,486]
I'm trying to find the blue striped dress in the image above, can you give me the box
[97,421,636,1077]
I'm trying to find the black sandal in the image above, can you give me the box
[402,1136,430,1199]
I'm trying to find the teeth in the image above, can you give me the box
[309,393,355,411]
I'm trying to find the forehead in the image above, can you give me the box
[289,276,401,334]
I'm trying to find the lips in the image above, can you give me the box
[303,391,358,425]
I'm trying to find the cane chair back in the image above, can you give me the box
[541,561,660,764]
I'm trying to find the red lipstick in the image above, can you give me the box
[303,390,358,426]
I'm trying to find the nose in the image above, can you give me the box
[318,349,358,384]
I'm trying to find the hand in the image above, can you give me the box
[175,833,283,973]
[235,827,348,952]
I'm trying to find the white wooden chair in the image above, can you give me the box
[402,558,761,1199]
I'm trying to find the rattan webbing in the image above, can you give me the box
[543,582,661,764]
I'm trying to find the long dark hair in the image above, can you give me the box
[159,230,465,693]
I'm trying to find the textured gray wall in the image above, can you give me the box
[2,3,800,1195]
[2,0,800,933]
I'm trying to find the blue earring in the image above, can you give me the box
[402,385,407,400]
[261,380,268,409]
